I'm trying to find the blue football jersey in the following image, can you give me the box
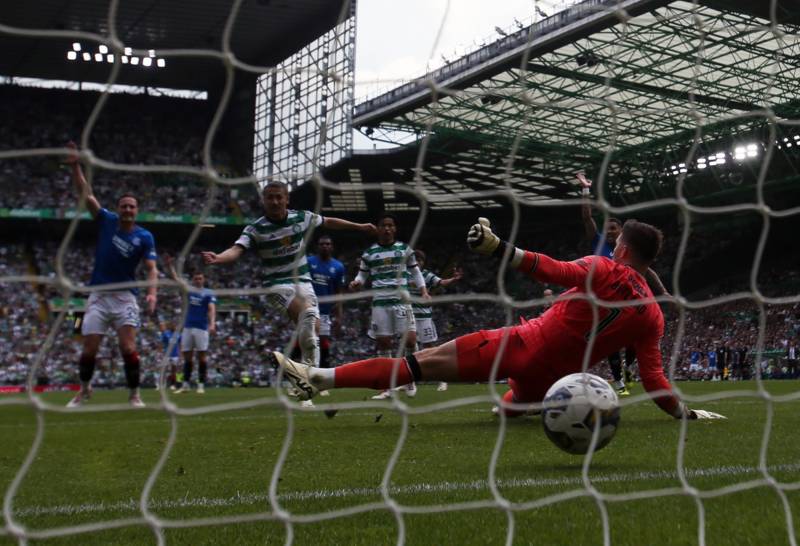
[89,208,157,293]
[185,288,217,330]
[308,255,346,315]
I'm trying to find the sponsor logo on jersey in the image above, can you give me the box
[112,235,135,257]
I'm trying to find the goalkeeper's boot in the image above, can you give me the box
[300,399,315,408]
[66,387,92,408]
[437,382,448,392]
[404,382,417,398]
[617,385,631,397]
[268,352,318,401]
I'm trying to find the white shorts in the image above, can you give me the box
[415,317,438,344]
[319,314,332,337]
[265,282,319,314]
[368,303,416,339]
[81,292,140,335]
[181,327,210,352]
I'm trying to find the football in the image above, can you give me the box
[542,373,621,455]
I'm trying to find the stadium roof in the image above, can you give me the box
[0,0,351,92]
[310,0,800,212]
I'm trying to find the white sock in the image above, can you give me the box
[298,307,320,367]
[310,367,335,390]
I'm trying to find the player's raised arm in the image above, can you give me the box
[323,216,377,237]
[162,254,181,282]
[64,141,101,218]
[576,171,598,242]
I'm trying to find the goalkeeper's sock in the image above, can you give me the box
[333,357,416,390]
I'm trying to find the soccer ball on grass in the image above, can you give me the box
[541,373,620,455]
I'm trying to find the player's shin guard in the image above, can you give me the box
[298,307,320,367]
[334,356,418,390]
[78,354,96,384]
[320,337,331,369]
[122,351,141,389]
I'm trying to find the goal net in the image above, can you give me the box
[1,0,799,544]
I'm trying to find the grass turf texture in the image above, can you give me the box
[1,381,798,545]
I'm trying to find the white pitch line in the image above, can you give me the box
[0,398,783,429]
[13,462,800,518]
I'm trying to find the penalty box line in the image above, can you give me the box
[14,462,800,518]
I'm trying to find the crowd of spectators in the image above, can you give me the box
[0,87,259,217]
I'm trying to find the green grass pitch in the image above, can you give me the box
[1,381,798,545]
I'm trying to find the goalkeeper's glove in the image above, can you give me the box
[688,409,727,420]
[467,217,503,256]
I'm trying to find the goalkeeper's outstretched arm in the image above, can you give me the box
[466,217,604,289]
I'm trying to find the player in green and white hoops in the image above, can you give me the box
[202,181,375,407]
[409,249,462,392]
[349,213,429,399]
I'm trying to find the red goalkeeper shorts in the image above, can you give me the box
[455,324,567,403]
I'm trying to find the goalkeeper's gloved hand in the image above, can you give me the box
[467,217,502,256]
[688,409,727,420]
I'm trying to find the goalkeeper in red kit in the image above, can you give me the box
[270,218,725,420]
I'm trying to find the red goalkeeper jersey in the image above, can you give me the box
[515,252,680,417]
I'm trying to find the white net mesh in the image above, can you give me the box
[2,0,800,544]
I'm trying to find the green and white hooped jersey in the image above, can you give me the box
[409,269,441,319]
[235,210,323,286]
[357,242,419,306]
